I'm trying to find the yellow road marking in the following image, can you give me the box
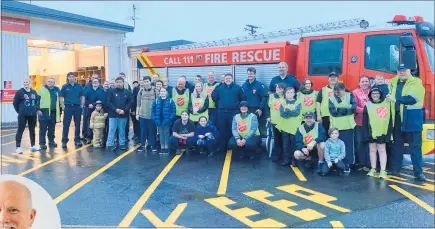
[205,196,286,228]
[403,165,435,175]
[2,137,28,146]
[13,152,41,162]
[330,221,345,228]
[217,150,232,195]
[277,184,351,213]
[425,162,435,165]
[400,173,435,183]
[290,165,307,182]
[385,176,434,191]
[390,185,434,215]
[118,153,183,227]
[2,132,23,137]
[18,144,90,176]
[141,203,187,228]
[1,129,15,132]
[243,190,325,221]
[54,145,139,204]
[1,155,27,166]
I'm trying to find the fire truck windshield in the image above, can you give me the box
[424,38,435,73]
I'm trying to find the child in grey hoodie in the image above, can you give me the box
[321,128,346,176]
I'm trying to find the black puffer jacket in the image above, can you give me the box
[13,88,40,116]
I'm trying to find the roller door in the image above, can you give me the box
[139,67,167,80]
[234,63,279,89]
[167,65,232,87]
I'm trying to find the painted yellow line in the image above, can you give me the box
[330,221,344,228]
[425,162,435,165]
[54,145,139,204]
[141,203,187,227]
[118,153,183,227]
[18,144,91,176]
[1,129,15,132]
[2,132,23,137]
[403,165,435,175]
[217,150,232,195]
[290,165,307,182]
[2,137,28,146]
[400,173,435,183]
[389,185,434,215]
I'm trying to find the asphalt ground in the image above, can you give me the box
[1,124,434,228]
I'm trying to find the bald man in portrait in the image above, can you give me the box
[0,180,37,229]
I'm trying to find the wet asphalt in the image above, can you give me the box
[1,125,434,228]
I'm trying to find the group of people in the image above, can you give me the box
[12,62,427,181]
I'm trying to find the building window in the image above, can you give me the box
[365,34,400,73]
[308,38,343,75]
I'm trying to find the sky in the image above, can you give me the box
[25,1,435,46]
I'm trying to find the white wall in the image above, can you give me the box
[76,47,104,68]
[28,49,75,76]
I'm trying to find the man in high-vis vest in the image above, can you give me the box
[172,76,191,120]
[294,112,326,170]
[386,64,426,181]
[204,71,220,125]
[37,77,60,149]
[316,72,339,132]
[229,101,261,160]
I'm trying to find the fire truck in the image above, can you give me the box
[136,15,434,155]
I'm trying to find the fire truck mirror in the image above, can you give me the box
[401,32,417,70]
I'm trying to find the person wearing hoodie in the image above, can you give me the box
[106,76,133,151]
[136,76,157,152]
[152,87,176,154]
[363,87,392,179]
[298,78,318,120]
[192,116,219,157]
[36,77,60,150]
[352,76,371,171]
[13,78,41,153]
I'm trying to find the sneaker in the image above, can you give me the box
[31,145,41,152]
[137,146,144,152]
[367,168,376,177]
[379,170,388,179]
[15,147,23,154]
[316,161,325,174]
[119,145,127,150]
[108,145,117,151]
[62,143,67,149]
[75,142,83,147]
[344,164,351,173]
[152,147,158,152]
[176,149,181,155]
[415,173,427,181]
[40,145,47,150]
[48,142,57,148]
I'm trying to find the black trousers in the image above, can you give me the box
[39,111,56,145]
[271,125,283,161]
[131,113,140,139]
[217,110,238,154]
[321,116,330,132]
[282,132,296,164]
[248,107,266,137]
[125,114,130,141]
[229,136,261,157]
[103,118,109,147]
[16,114,37,147]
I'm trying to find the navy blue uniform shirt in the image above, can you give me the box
[211,83,245,111]
[242,79,268,110]
[59,83,83,105]
[269,74,301,93]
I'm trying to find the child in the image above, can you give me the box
[363,87,392,179]
[152,87,176,154]
[90,101,107,148]
[321,128,346,176]
[193,116,219,157]
[279,87,302,166]
[267,83,286,162]
[374,75,389,100]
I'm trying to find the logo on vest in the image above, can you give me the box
[176,97,185,106]
[273,101,281,111]
[376,106,387,119]
[304,135,314,144]
[304,96,314,106]
[194,101,201,109]
[207,88,213,97]
[238,121,247,132]
[328,91,334,97]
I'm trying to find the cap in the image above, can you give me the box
[239,101,249,108]
[397,64,408,70]
[95,100,103,105]
[328,72,339,77]
[304,111,315,118]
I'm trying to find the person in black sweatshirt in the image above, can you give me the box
[13,78,41,153]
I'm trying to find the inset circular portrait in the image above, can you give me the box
[0,174,61,229]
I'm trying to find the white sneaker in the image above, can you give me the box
[31,145,41,152]
[15,147,23,154]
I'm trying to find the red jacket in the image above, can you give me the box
[352,87,370,126]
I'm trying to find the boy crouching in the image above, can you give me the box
[90,101,107,148]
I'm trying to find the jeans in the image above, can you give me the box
[106,118,128,147]
[159,126,171,149]
[140,118,156,148]
[39,111,56,145]
[16,115,37,147]
[62,105,82,144]
[169,136,195,150]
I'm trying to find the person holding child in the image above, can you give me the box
[192,116,219,157]
[90,101,107,148]
[321,128,346,176]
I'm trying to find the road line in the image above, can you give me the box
[403,165,435,175]
[54,145,140,204]
[330,221,344,228]
[18,144,91,176]
[141,203,188,227]
[400,173,435,183]
[2,132,25,137]
[217,150,232,195]
[118,152,183,227]
[290,165,307,182]
[2,137,28,146]
[1,129,15,132]
[425,162,435,165]
[389,185,434,215]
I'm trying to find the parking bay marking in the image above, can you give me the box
[400,173,434,183]
[217,150,232,195]
[330,221,345,228]
[290,165,307,182]
[403,165,435,175]
[390,185,434,215]
[141,203,188,228]
[384,175,434,191]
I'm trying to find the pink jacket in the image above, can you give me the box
[352,87,370,126]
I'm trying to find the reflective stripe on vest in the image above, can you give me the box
[173,88,190,116]
[298,122,319,146]
[280,100,303,135]
[37,87,60,123]
[190,94,208,122]
[235,113,260,138]
[329,93,356,130]
[320,86,334,117]
[366,101,391,139]
[298,91,318,116]
[268,94,284,130]
[205,83,220,108]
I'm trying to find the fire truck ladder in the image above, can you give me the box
[171,18,369,50]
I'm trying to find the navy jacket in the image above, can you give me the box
[107,88,133,118]
[295,122,326,150]
[131,86,140,113]
[269,74,301,93]
[242,79,268,110]
[84,85,104,106]
[152,97,176,127]
[375,84,389,100]
[13,88,40,116]
[194,122,220,140]
[211,83,245,111]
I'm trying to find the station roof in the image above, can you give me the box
[128,40,195,57]
[1,1,134,33]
